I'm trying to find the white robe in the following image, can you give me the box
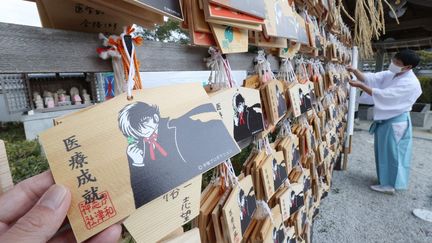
[363,70,422,121]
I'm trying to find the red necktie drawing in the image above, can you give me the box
[143,133,168,160]
[239,112,246,125]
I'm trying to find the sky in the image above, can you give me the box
[0,0,41,27]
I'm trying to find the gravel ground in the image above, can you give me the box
[313,130,432,243]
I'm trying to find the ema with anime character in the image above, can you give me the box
[118,101,238,207]
[272,157,288,191]
[275,84,287,118]
[298,88,312,114]
[289,190,304,215]
[237,187,256,234]
[272,223,286,243]
[232,92,264,142]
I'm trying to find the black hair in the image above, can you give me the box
[118,102,160,139]
[235,93,245,107]
[239,188,245,199]
[394,49,420,68]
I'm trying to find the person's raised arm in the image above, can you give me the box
[346,65,366,82]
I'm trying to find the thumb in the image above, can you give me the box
[1,185,71,243]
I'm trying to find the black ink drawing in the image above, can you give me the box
[238,187,256,234]
[272,223,286,243]
[275,85,287,118]
[119,102,238,207]
[299,88,312,114]
[272,158,288,191]
[289,190,304,215]
[233,93,264,142]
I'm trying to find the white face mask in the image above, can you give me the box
[388,62,403,74]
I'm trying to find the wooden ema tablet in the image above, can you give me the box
[199,184,222,242]
[158,227,184,242]
[262,0,298,39]
[39,83,239,242]
[191,0,211,33]
[210,24,249,54]
[207,18,262,31]
[0,140,13,195]
[124,175,202,243]
[74,0,161,28]
[160,228,201,243]
[208,0,266,19]
[210,87,265,144]
[222,175,257,243]
[203,0,265,25]
[186,0,216,46]
[38,0,135,34]
[211,187,232,243]
[90,0,163,24]
[249,31,288,48]
[124,0,184,21]
[260,151,288,202]
[266,207,287,243]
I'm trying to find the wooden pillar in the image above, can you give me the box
[375,48,385,72]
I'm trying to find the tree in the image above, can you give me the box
[136,19,190,44]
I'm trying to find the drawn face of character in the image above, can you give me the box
[137,115,159,138]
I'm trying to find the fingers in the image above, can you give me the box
[0,184,71,243]
[0,171,54,225]
[47,224,122,243]
[87,224,122,243]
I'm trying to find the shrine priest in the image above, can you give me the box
[347,49,422,194]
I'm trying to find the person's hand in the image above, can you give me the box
[0,171,122,243]
[348,80,364,88]
[346,65,356,73]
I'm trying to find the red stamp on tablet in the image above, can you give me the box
[78,191,117,229]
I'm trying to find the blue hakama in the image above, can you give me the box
[369,112,412,189]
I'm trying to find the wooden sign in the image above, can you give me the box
[209,0,266,19]
[39,83,240,242]
[37,0,135,34]
[260,151,288,201]
[124,175,202,243]
[160,228,201,243]
[222,175,257,243]
[287,82,313,117]
[261,80,288,125]
[124,0,184,21]
[249,31,288,48]
[263,0,298,39]
[288,183,304,216]
[263,207,286,243]
[75,0,163,26]
[210,24,249,54]
[210,87,264,143]
[0,140,13,195]
[186,0,217,46]
[203,0,265,25]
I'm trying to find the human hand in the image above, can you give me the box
[127,144,144,167]
[346,65,356,73]
[0,171,122,243]
[348,80,364,88]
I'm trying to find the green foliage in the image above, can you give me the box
[418,77,432,104]
[418,50,432,65]
[0,122,48,183]
[137,19,190,44]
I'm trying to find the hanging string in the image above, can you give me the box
[254,200,275,225]
[254,50,275,84]
[205,47,235,89]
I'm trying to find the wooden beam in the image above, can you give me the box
[386,17,432,32]
[0,22,279,74]
[373,37,432,51]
